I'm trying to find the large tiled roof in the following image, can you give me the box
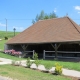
[6,17,80,44]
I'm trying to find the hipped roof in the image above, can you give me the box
[6,17,80,44]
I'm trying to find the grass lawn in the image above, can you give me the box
[0,39,7,50]
[0,51,80,71]
[0,65,73,80]
[0,31,19,39]
[0,52,25,60]
[0,31,19,50]
[0,32,80,80]
[40,60,80,71]
[0,39,80,71]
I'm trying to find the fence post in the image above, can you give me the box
[43,50,45,59]
[33,50,35,59]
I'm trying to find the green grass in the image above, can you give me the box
[0,31,19,50]
[0,31,19,39]
[0,39,80,71]
[0,65,71,80]
[0,51,80,71]
[0,52,25,60]
[0,31,79,80]
[39,60,80,71]
[0,39,7,50]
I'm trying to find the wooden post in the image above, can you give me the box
[43,50,45,59]
[33,50,35,59]
[51,43,61,58]
[55,44,57,58]
[21,44,28,52]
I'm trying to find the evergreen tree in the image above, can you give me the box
[32,10,58,24]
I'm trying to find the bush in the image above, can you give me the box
[4,36,8,40]
[26,57,32,68]
[34,60,40,66]
[55,62,63,75]
[33,52,40,66]
[33,52,38,60]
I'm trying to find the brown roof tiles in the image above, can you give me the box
[6,17,80,44]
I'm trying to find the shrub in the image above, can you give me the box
[45,64,50,70]
[4,36,8,40]
[34,59,40,66]
[54,62,63,75]
[33,52,38,60]
[26,57,32,68]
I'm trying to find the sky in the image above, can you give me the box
[0,0,80,32]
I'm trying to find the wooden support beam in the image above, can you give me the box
[55,44,57,58]
[43,50,45,59]
[21,44,28,51]
[51,43,61,58]
[57,44,61,49]
[51,43,55,49]
[33,50,35,59]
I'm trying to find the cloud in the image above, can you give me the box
[74,6,80,10]
[0,23,6,27]
[54,8,57,13]
[13,26,24,31]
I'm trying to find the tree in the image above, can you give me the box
[32,10,58,24]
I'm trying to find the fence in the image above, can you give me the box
[43,50,80,59]
[22,50,35,58]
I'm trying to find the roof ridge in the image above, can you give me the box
[67,17,80,34]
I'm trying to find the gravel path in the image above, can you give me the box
[63,68,80,78]
[0,58,80,79]
[0,76,14,80]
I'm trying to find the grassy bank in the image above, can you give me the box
[0,31,19,39]
[0,65,72,80]
[40,60,80,71]
[0,51,80,71]
[0,31,19,50]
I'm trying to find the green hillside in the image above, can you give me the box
[0,31,20,38]
[0,31,20,50]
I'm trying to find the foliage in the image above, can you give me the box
[45,64,51,70]
[55,62,63,75]
[0,52,25,60]
[33,52,40,66]
[26,57,32,68]
[0,49,80,71]
[32,10,58,24]
[4,36,8,40]
[33,52,38,60]
[34,59,40,66]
